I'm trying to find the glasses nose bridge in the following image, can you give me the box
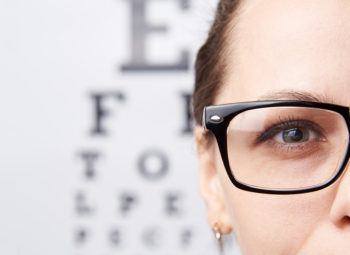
[342,108,350,174]
[341,144,350,176]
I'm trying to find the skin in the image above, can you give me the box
[195,0,350,254]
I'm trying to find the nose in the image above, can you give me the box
[329,158,350,227]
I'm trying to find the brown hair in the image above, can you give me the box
[192,0,242,130]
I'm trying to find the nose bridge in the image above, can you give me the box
[348,108,350,141]
[335,133,350,185]
[328,137,350,226]
[341,117,350,180]
[345,107,350,173]
[341,153,350,181]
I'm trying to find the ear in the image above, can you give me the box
[194,126,233,234]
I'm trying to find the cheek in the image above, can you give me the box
[217,160,336,254]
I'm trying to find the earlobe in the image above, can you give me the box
[194,126,233,235]
[203,173,233,235]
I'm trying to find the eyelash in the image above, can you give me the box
[254,116,326,151]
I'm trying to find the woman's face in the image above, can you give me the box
[196,0,350,254]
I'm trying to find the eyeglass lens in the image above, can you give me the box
[227,107,349,190]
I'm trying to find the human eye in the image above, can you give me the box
[254,117,327,155]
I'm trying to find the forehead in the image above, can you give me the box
[218,0,350,106]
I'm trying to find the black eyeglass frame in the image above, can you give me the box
[203,100,350,195]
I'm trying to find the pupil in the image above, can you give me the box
[283,128,305,143]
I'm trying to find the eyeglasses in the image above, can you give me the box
[203,100,350,194]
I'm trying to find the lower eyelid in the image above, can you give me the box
[265,141,316,157]
[267,136,326,154]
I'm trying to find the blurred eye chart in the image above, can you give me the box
[0,0,240,255]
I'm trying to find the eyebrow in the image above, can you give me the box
[257,90,336,104]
